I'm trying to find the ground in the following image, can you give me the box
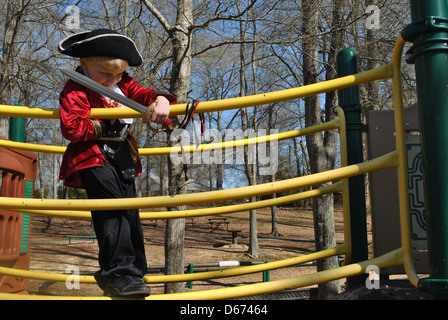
[26,206,331,297]
[18,205,429,299]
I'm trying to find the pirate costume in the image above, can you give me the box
[58,29,176,297]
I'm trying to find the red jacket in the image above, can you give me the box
[59,66,176,188]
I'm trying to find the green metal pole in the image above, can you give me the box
[8,112,25,142]
[263,260,270,282]
[402,0,448,298]
[186,263,193,289]
[336,48,368,287]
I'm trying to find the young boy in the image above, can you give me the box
[58,29,176,297]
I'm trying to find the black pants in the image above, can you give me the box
[79,161,147,287]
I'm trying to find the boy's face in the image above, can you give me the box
[80,58,127,88]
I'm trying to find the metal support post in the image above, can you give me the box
[8,106,25,142]
[186,263,193,289]
[336,48,368,287]
[402,0,448,298]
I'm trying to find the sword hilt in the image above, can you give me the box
[145,102,174,133]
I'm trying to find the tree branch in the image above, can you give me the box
[141,0,172,32]
[192,37,301,57]
[191,0,259,31]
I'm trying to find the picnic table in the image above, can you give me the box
[208,217,230,231]
[227,229,242,245]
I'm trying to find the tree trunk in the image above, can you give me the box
[302,0,340,299]
[164,6,193,294]
[216,111,223,190]
[238,3,262,257]
[142,0,194,293]
[0,1,25,137]
[268,105,282,236]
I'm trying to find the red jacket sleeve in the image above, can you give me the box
[59,80,101,143]
[119,73,177,106]
[59,68,176,144]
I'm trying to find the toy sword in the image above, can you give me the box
[60,67,174,132]
[61,68,148,113]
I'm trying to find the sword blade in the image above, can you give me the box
[60,68,147,114]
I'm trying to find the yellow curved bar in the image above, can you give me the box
[0,117,339,156]
[0,151,398,211]
[10,208,91,219]
[143,244,346,283]
[0,248,403,300]
[0,105,59,119]
[16,181,343,220]
[0,63,392,120]
[391,36,420,288]
[0,245,346,285]
[335,107,352,265]
[140,117,339,156]
[0,266,96,284]
[187,64,392,114]
[152,248,404,300]
[0,139,66,154]
[153,248,404,300]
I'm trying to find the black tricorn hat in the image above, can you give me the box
[58,29,143,66]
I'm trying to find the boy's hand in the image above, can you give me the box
[144,96,170,125]
[109,99,122,125]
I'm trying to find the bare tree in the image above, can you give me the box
[302,0,340,299]
[237,0,262,258]
[142,0,261,292]
[142,0,194,294]
[0,0,28,137]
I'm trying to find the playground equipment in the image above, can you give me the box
[1,0,448,299]
[401,0,448,296]
[368,103,428,275]
[0,36,417,300]
[0,116,37,294]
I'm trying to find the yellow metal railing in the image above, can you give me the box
[0,36,419,300]
[0,151,396,212]
[0,62,392,120]
[391,36,419,287]
[0,117,340,155]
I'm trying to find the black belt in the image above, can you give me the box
[97,139,137,180]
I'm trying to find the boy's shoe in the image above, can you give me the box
[104,275,150,298]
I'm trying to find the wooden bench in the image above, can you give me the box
[65,235,96,245]
[208,218,229,231]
